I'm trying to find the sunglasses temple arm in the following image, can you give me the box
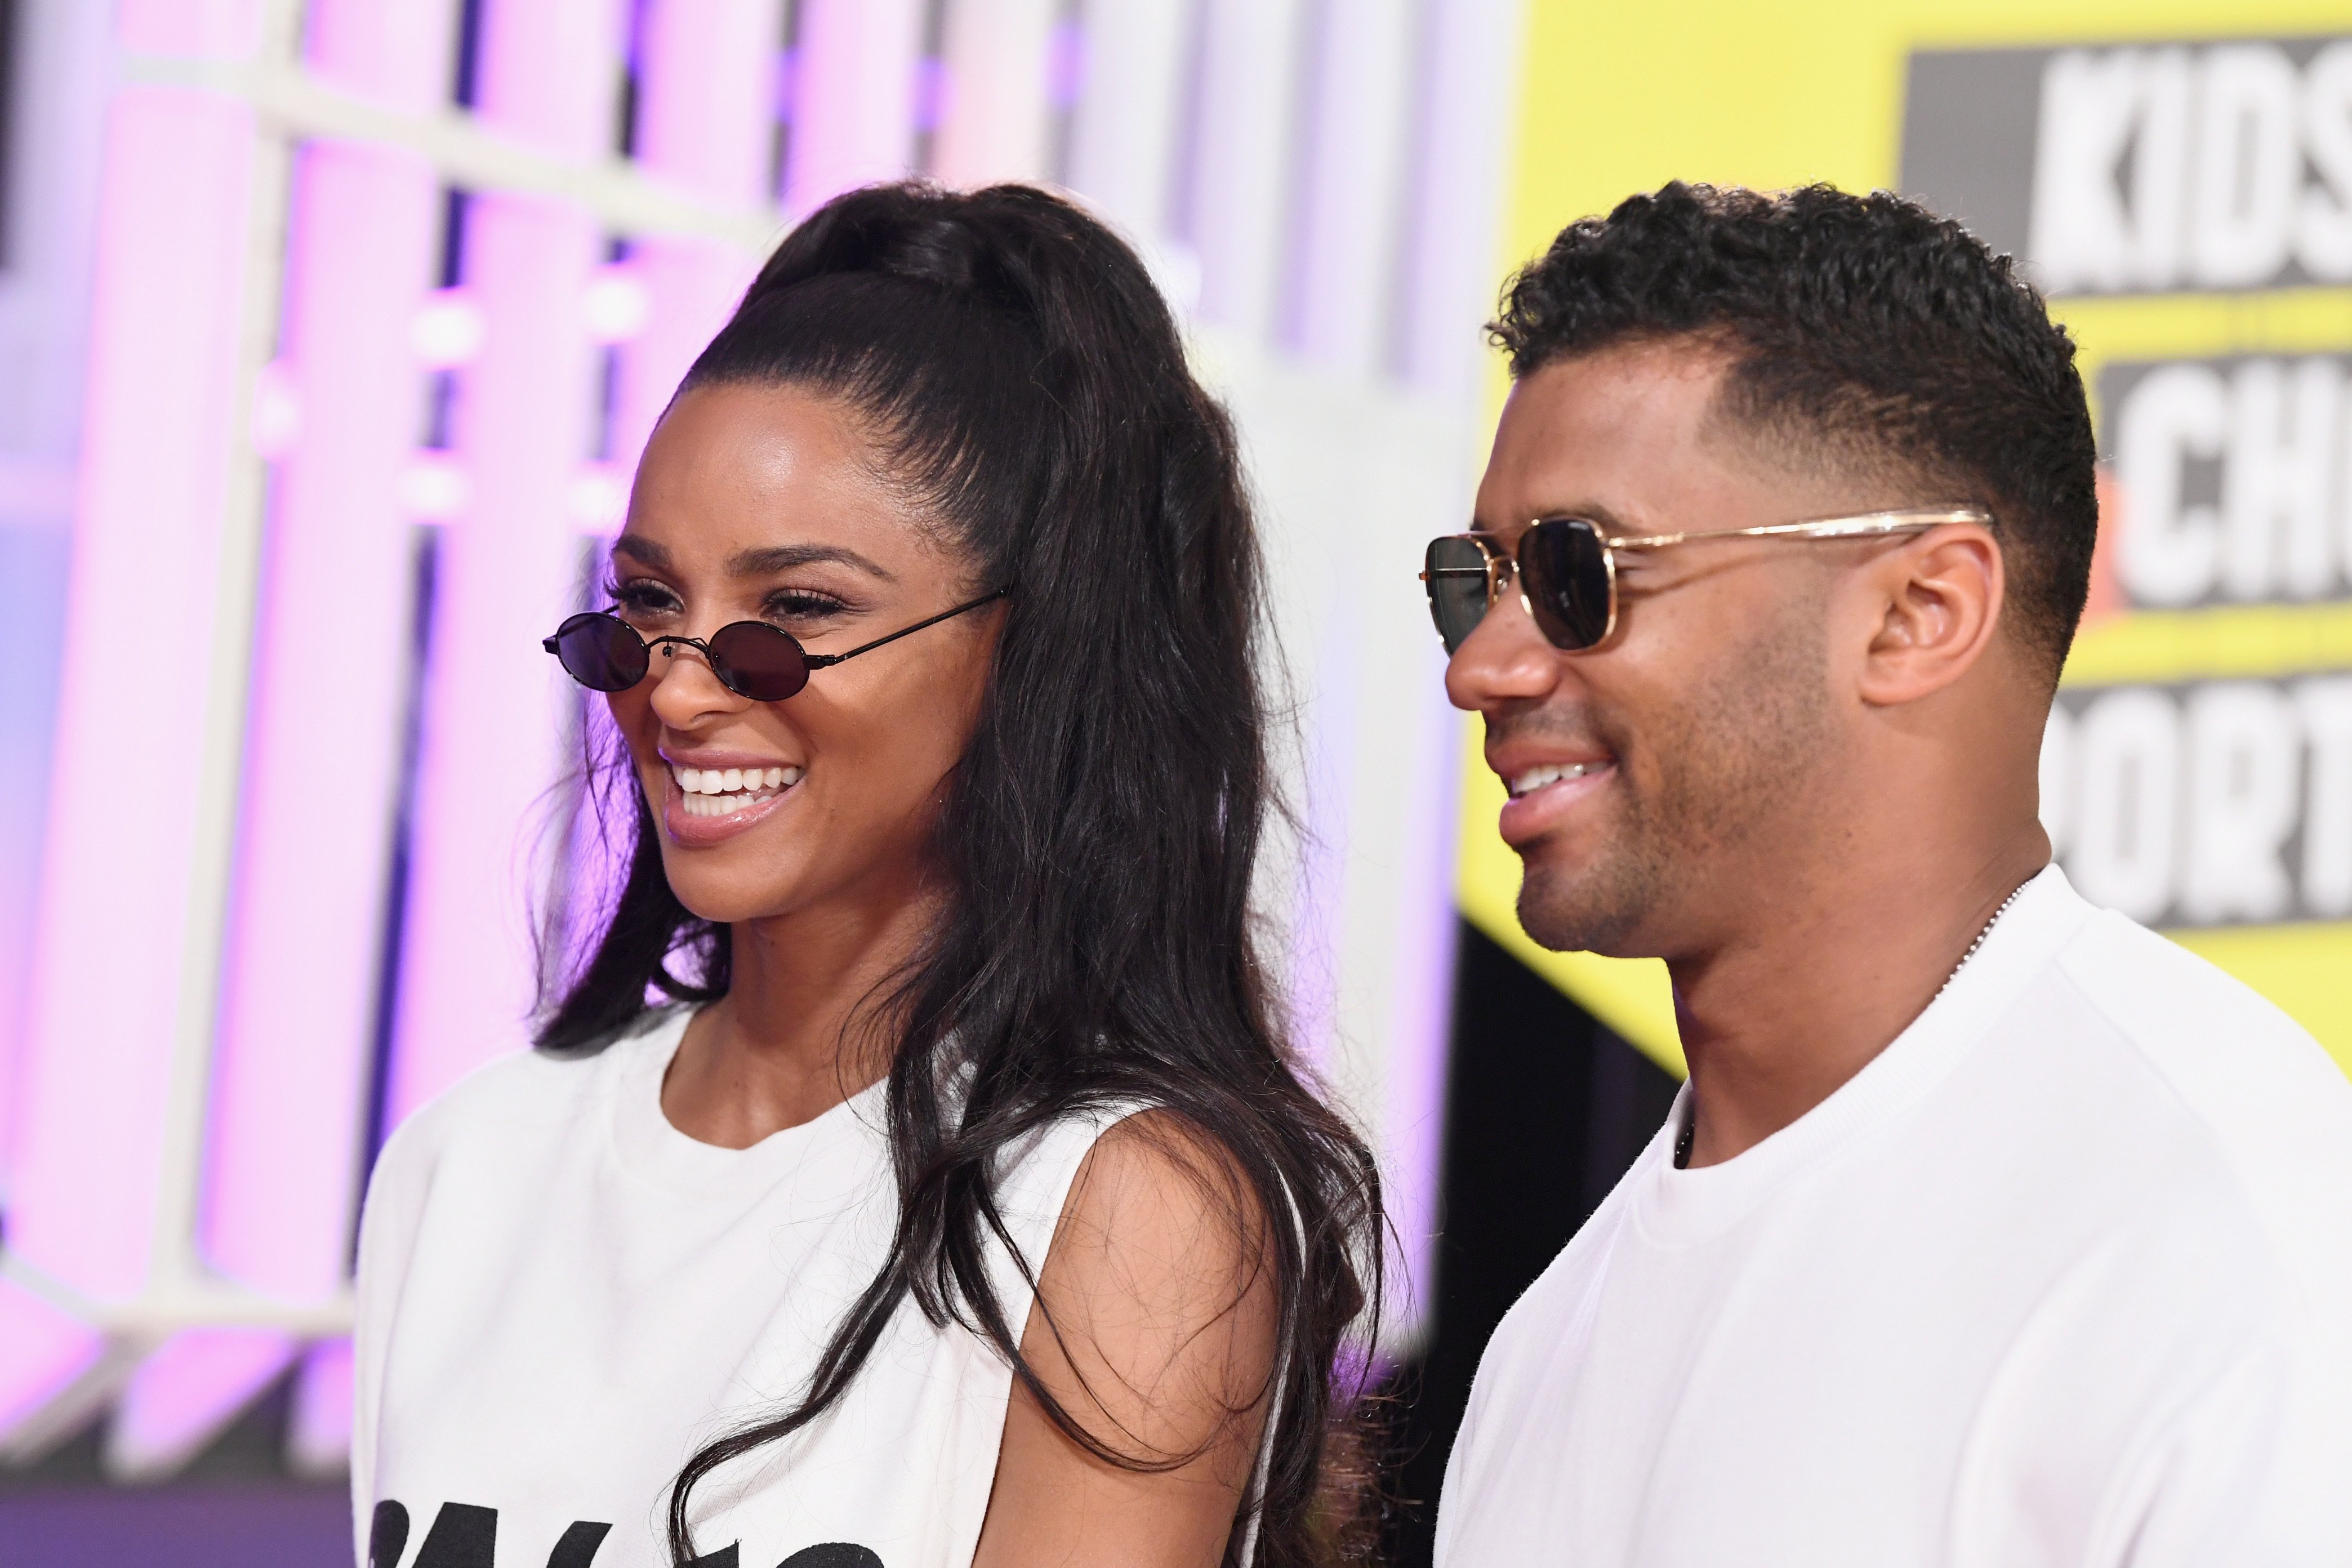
[802,584,1013,671]
[1614,512,1979,550]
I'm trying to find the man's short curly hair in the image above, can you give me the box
[1491,181,2099,684]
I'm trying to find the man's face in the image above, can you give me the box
[1449,341,1862,957]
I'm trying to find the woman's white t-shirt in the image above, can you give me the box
[351,1007,1144,1568]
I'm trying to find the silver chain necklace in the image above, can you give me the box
[1673,880,2031,1169]
[1932,880,2030,1000]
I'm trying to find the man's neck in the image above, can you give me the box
[1667,827,2050,1168]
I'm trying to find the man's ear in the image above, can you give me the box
[1853,524,2004,707]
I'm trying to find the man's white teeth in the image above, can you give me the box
[1509,762,1599,798]
[669,763,804,817]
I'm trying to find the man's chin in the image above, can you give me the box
[1514,858,1652,956]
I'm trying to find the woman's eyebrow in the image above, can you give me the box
[611,532,670,570]
[725,543,897,581]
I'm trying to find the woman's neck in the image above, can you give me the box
[660,880,942,1148]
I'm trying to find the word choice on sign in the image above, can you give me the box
[2031,40,2352,295]
[2107,354,2352,608]
[2043,676,2352,928]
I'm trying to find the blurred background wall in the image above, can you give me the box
[0,1,1518,1559]
[5,1,2351,1565]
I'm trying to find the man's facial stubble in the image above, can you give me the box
[1511,583,1839,957]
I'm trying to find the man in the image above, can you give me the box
[1428,183,2352,1566]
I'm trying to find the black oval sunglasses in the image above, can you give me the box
[544,585,1012,702]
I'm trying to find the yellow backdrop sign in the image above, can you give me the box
[1467,0,2352,1077]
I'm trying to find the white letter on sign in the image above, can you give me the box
[2118,363,2226,606]
[2299,676,2352,919]
[2225,358,2340,601]
[2190,45,2301,288]
[2073,687,2183,923]
[2298,42,2352,280]
[2183,682,2300,923]
[2031,50,2141,292]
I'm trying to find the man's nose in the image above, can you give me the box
[1444,587,1563,712]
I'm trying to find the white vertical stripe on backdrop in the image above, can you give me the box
[4,0,282,1463]
[0,0,130,1219]
[388,0,625,1126]
[1183,0,1309,342]
[186,0,463,1475]
[1063,0,1191,295]
[934,0,1059,189]
[610,0,779,479]
[783,0,925,217]
[207,0,458,1302]
[1199,320,1476,1355]
[1396,0,1524,401]
[1281,0,1418,376]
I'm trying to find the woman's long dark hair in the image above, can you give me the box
[536,182,1382,1567]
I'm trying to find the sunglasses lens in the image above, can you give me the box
[1424,537,1493,654]
[550,612,649,692]
[1520,520,1612,651]
[707,621,811,702]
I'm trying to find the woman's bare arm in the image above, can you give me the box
[974,1111,1282,1568]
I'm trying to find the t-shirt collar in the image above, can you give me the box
[1633,864,2096,1246]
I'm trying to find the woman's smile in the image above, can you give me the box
[657,746,808,845]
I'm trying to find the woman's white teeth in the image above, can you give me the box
[1509,761,1598,798]
[669,763,804,816]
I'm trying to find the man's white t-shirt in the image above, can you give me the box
[351,1007,1152,1568]
[1435,867,2352,1567]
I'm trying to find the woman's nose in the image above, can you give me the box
[645,638,744,725]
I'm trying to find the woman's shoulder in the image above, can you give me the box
[995,1103,1277,1309]
[372,1006,689,1186]
[1050,1110,1276,1269]
[981,1106,1284,1549]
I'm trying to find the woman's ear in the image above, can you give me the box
[1852,523,2004,707]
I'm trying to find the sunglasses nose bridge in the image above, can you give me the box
[1485,551,1530,622]
[638,632,745,698]
[643,632,712,666]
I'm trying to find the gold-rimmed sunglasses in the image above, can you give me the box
[1420,505,1994,654]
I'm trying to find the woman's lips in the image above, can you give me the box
[1495,760,1616,848]
[660,765,802,847]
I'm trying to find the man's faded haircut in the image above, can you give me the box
[1491,181,2099,684]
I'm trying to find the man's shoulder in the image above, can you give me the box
[1471,1188,1637,1390]
[2038,900,2352,1277]
[2050,903,2352,1133]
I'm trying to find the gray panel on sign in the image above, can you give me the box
[1898,48,2049,265]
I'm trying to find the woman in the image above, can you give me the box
[351,183,1381,1568]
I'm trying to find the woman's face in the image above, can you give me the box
[605,381,1000,926]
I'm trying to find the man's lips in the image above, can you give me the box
[1503,760,1607,798]
[1491,753,1618,848]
